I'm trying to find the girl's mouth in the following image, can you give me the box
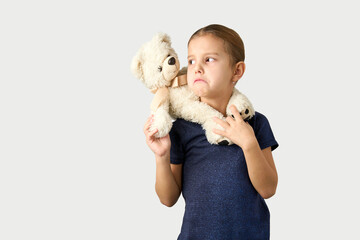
[194,78,206,84]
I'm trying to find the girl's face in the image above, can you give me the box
[187,34,236,101]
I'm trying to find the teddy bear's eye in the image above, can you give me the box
[158,66,163,72]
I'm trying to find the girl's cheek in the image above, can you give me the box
[186,72,193,86]
[188,80,196,92]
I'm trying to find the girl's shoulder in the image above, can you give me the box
[172,118,202,132]
[249,111,279,151]
[248,111,268,126]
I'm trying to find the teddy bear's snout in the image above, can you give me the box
[168,57,176,65]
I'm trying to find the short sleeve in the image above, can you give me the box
[251,112,279,151]
[169,120,185,164]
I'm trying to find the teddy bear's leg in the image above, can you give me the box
[226,89,255,121]
[202,114,232,145]
[150,104,173,138]
[175,101,231,145]
[169,87,232,145]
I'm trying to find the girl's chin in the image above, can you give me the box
[190,85,208,96]
[191,88,205,97]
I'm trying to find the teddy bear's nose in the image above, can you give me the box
[168,57,176,65]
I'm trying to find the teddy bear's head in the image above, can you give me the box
[131,33,180,90]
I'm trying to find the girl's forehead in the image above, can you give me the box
[188,34,226,53]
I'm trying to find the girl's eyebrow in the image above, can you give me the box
[187,52,220,59]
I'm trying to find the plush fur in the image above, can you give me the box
[131,33,255,145]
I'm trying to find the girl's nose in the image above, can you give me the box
[194,63,203,74]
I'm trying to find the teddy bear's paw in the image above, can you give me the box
[150,119,172,138]
[239,108,252,121]
[203,118,233,145]
[227,89,255,121]
[230,108,252,122]
[150,109,173,138]
[205,129,230,145]
[218,139,231,146]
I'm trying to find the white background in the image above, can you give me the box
[1,0,359,239]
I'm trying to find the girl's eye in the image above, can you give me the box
[206,57,215,62]
[188,59,195,65]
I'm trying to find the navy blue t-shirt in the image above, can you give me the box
[169,112,279,240]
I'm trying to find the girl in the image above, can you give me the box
[144,24,279,240]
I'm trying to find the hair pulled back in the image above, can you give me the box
[188,24,245,65]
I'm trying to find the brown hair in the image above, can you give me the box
[188,24,245,65]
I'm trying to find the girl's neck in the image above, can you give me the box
[200,95,231,116]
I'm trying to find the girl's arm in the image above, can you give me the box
[155,155,182,207]
[242,145,277,199]
[144,115,182,207]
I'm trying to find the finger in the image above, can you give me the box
[147,128,158,140]
[143,115,154,133]
[144,116,152,129]
[213,116,229,129]
[230,105,243,122]
[149,128,158,137]
[226,115,235,125]
[212,128,227,137]
[144,121,151,134]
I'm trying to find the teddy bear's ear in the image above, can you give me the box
[131,52,143,80]
[154,32,171,45]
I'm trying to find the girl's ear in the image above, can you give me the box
[232,61,246,83]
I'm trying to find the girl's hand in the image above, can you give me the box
[213,105,257,150]
[143,115,171,158]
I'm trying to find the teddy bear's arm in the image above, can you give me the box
[151,87,170,112]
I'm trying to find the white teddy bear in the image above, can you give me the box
[131,33,254,145]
